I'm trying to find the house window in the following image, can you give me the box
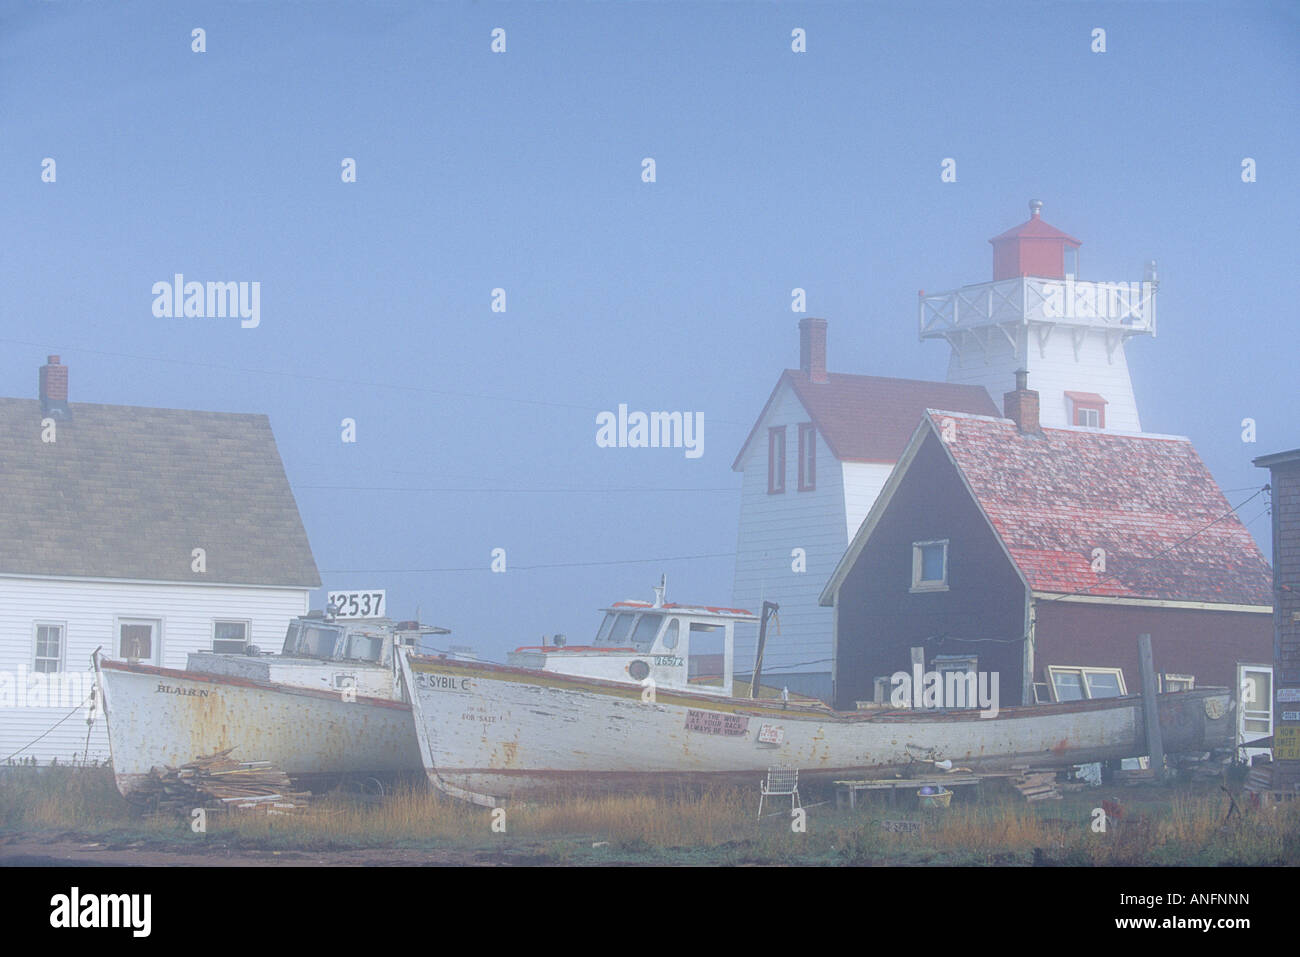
[1066,391,1107,429]
[1047,665,1127,702]
[117,618,160,663]
[767,427,786,494]
[797,423,816,491]
[910,540,949,592]
[213,620,250,654]
[33,623,65,673]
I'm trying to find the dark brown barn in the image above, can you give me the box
[820,377,1273,713]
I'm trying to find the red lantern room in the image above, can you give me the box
[989,199,1082,281]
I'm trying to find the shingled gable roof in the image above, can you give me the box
[0,398,320,587]
[731,370,1000,471]
[823,410,1272,607]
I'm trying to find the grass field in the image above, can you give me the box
[1,763,1297,866]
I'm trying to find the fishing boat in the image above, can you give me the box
[95,612,449,798]
[397,582,1237,806]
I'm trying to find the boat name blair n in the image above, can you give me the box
[154,683,209,698]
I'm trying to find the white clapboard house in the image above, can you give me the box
[731,320,998,699]
[0,357,320,765]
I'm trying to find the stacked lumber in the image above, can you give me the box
[1013,771,1062,802]
[140,748,311,815]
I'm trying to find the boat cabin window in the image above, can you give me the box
[296,623,346,659]
[630,613,664,651]
[343,631,387,663]
[687,622,727,690]
[661,619,680,650]
[603,612,636,646]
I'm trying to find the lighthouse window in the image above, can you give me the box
[1064,246,1078,279]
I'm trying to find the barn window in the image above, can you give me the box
[797,423,816,491]
[33,623,65,673]
[1047,665,1127,702]
[768,427,786,494]
[910,540,948,592]
[212,620,250,654]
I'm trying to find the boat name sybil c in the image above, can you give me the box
[154,683,210,698]
[684,709,750,737]
[416,673,473,692]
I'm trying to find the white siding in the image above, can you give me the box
[842,461,895,542]
[732,385,847,695]
[0,576,310,764]
[944,325,1142,432]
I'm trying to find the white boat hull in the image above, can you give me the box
[96,658,422,797]
[399,653,1235,804]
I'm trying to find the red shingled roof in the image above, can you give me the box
[928,411,1272,605]
[733,371,999,470]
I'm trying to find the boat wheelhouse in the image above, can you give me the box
[506,581,757,696]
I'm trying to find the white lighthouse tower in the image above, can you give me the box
[919,201,1156,431]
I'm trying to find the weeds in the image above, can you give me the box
[1,765,1296,865]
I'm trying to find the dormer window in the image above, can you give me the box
[1065,391,1107,429]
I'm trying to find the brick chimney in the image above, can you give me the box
[799,317,828,384]
[1003,369,1040,434]
[40,355,70,418]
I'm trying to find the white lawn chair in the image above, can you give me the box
[758,766,801,819]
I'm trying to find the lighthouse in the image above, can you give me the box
[919,201,1156,432]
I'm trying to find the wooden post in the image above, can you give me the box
[1137,634,1166,781]
[749,601,779,699]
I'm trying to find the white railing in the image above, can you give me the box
[919,277,1157,338]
